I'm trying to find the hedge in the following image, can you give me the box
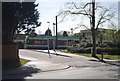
[16,40,25,49]
[67,46,120,55]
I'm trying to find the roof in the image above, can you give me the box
[16,34,27,40]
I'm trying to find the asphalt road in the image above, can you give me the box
[24,67,118,79]
[17,49,119,79]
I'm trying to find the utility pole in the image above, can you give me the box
[55,16,58,49]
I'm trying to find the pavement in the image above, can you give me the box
[2,50,70,77]
[35,50,120,62]
[2,49,120,79]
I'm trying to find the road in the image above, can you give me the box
[13,49,120,79]
[25,66,118,79]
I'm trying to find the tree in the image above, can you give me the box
[63,31,68,37]
[105,29,116,42]
[58,31,63,36]
[115,30,120,44]
[74,33,82,37]
[2,2,40,68]
[2,2,41,45]
[58,1,116,60]
[45,28,52,36]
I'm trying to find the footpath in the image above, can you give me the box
[2,49,120,79]
[2,50,70,79]
[36,50,120,67]
[36,50,120,62]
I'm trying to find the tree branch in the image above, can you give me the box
[96,9,109,29]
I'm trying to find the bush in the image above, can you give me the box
[67,40,120,55]
[68,46,120,55]
[86,43,93,48]
[108,48,120,55]
[16,40,25,49]
[85,47,91,53]
[103,41,119,47]
[96,47,102,54]
[68,46,91,53]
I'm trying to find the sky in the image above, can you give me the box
[35,0,119,35]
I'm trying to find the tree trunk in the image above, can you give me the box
[91,0,96,57]
[2,45,20,69]
[91,29,104,61]
[91,29,97,57]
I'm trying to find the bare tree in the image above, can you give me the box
[58,0,116,60]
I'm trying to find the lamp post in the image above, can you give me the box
[53,23,57,54]
[53,23,56,36]
[70,27,79,35]
[71,28,73,35]
[55,12,64,49]
[47,22,50,57]
[55,16,58,49]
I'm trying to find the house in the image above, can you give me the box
[80,28,116,42]
[16,34,27,41]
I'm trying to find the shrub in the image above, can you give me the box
[86,43,93,48]
[67,41,120,55]
[68,45,120,55]
[85,47,91,53]
[96,47,102,54]
[68,46,91,53]
[108,48,120,55]
[16,40,25,49]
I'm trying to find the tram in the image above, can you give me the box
[25,36,80,49]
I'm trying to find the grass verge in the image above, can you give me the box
[61,50,119,60]
[20,59,29,66]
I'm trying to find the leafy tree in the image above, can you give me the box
[63,31,68,37]
[58,31,70,36]
[29,29,38,37]
[105,29,116,42]
[2,2,40,68]
[58,31,63,36]
[58,1,116,60]
[74,33,82,37]
[45,28,52,36]
[115,30,120,43]
[2,2,40,45]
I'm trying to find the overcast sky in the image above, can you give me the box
[35,0,119,35]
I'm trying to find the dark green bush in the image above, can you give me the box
[86,43,93,48]
[68,40,120,55]
[68,46,120,55]
[68,46,91,53]
[96,47,102,54]
[108,48,120,55]
[85,47,91,53]
[16,40,25,49]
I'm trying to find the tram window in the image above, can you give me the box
[34,40,48,45]
[58,40,67,45]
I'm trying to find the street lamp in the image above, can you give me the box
[55,11,66,49]
[70,27,79,35]
[53,23,56,36]
[71,28,73,34]
[55,16,58,49]
[47,22,51,57]
[53,23,57,54]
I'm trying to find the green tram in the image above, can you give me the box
[25,36,80,49]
